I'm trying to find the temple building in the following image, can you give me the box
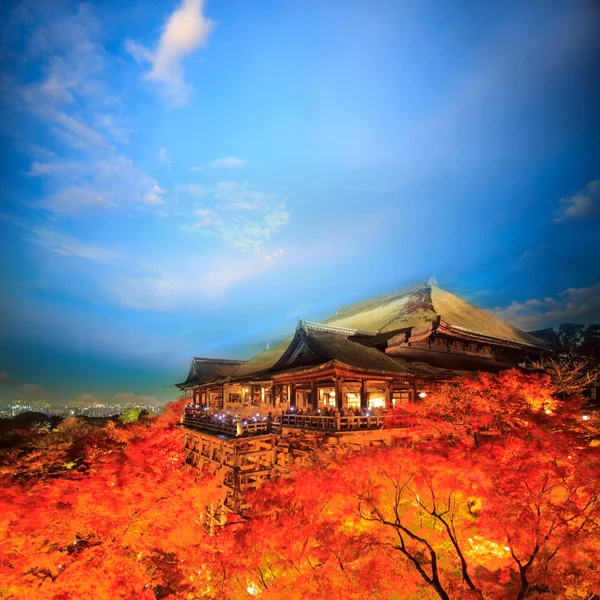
[176,280,553,413]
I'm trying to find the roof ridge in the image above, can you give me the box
[326,282,431,322]
[299,320,377,336]
[192,357,247,364]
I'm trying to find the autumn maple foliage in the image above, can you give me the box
[1,370,599,600]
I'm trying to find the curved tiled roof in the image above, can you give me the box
[177,357,247,388]
[323,283,549,347]
[190,282,551,383]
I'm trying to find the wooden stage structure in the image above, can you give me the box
[181,413,401,525]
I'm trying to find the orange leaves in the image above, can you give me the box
[0,401,219,600]
[2,383,599,599]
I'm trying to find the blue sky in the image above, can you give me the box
[1,0,599,405]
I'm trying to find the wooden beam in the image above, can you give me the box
[360,380,368,410]
[289,383,296,409]
[384,382,392,410]
[310,380,318,410]
[335,379,344,411]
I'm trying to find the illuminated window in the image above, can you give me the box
[319,388,336,408]
[368,396,385,409]
[346,393,360,410]
[392,390,410,405]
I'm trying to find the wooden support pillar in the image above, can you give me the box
[272,384,278,407]
[221,385,226,410]
[360,380,368,410]
[335,379,344,411]
[310,380,318,410]
[411,381,418,402]
[384,382,392,410]
[289,383,296,408]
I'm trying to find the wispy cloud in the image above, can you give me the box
[158,147,171,169]
[107,253,276,310]
[27,226,120,263]
[494,283,600,330]
[26,155,165,214]
[555,179,600,222]
[126,0,214,107]
[0,213,119,263]
[210,156,247,169]
[6,3,165,216]
[178,180,290,253]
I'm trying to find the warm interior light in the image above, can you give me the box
[419,392,427,398]
[545,409,551,414]
[369,397,385,409]
[582,415,590,421]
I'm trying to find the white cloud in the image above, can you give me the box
[27,226,119,263]
[191,207,220,227]
[43,186,113,214]
[126,0,214,107]
[209,156,247,169]
[177,183,207,198]
[8,3,165,217]
[93,113,131,144]
[158,147,171,168]
[107,253,276,310]
[555,179,600,222]
[213,181,270,210]
[494,283,600,330]
[27,155,165,214]
[112,393,160,405]
[178,180,290,253]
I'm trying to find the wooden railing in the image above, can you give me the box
[183,409,389,436]
[281,412,388,431]
[182,412,272,437]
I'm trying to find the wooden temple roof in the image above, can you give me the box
[224,321,456,384]
[176,357,247,389]
[226,282,550,380]
[179,281,552,386]
[271,323,452,377]
[322,283,550,348]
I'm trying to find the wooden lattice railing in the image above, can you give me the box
[280,412,388,431]
[182,412,271,437]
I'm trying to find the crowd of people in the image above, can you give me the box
[184,403,280,433]
[184,402,384,435]
[284,406,377,417]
